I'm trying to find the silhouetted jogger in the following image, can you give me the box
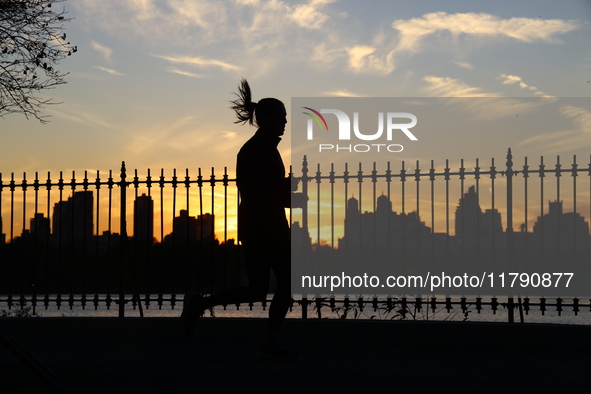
[181,79,296,358]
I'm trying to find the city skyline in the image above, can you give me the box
[2,185,589,250]
[0,191,217,246]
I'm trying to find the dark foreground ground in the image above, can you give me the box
[1,317,590,393]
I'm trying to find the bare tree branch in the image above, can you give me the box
[0,0,76,123]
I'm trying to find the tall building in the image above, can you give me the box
[533,200,590,251]
[290,221,311,252]
[341,196,360,249]
[52,191,93,244]
[196,213,215,241]
[134,193,154,245]
[455,186,502,238]
[169,210,215,243]
[338,194,431,251]
[30,213,50,243]
[455,186,482,237]
[481,209,503,235]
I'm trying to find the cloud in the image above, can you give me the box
[168,0,226,30]
[75,0,341,78]
[498,73,551,97]
[392,12,579,53]
[155,55,241,71]
[127,116,245,161]
[232,0,337,63]
[94,66,126,76]
[422,76,500,97]
[474,103,591,157]
[322,89,367,97]
[290,0,336,29]
[76,0,227,45]
[346,45,395,74]
[499,74,523,85]
[76,0,335,48]
[498,73,539,91]
[422,75,543,121]
[49,105,118,130]
[166,67,208,79]
[127,116,199,156]
[561,105,591,133]
[308,36,347,70]
[454,61,473,70]
[345,12,579,75]
[91,41,113,63]
[74,3,580,79]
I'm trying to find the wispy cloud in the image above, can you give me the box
[49,105,118,130]
[322,89,367,97]
[94,66,126,76]
[290,0,336,29]
[309,39,347,70]
[518,105,591,155]
[345,12,579,75]
[392,12,579,53]
[422,76,500,97]
[155,55,241,71]
[127,116,244,160]
[561,105,591,133]
[454,61,473,70]
[166,67,208,79]
[498,73,551,97]
[169,0,226,30]
[232,0,337,66]
[74,3,582,82]
[76,0,227,45]
[345,45,397,74]
[516,104,591,154]
[422,75,543,122]
[91,41,113,63]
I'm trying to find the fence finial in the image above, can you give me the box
[120,161,127,186]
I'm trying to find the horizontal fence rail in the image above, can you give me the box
[0,149,590,322]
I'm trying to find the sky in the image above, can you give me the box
[2,0,591,241]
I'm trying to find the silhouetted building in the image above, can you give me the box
[30,213,50,243]
[338,194,431,251]
[291,221,311,252]
[134,193,154,245]
[340,196,360,249]
[52,191,93,244]
[455,186,502,238]
[98,230,120,252]
[197,213,215,241]
[167,210,216,243]
[533,200,590,251]
[455,186,481,237]
[482,208,503,235]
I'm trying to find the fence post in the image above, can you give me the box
[301,155,309,319]
[119,162,127,318]
[506,148,516,323]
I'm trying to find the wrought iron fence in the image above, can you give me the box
[0,148,590,322]
[293,149,591,322]
[0,163,243,317]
